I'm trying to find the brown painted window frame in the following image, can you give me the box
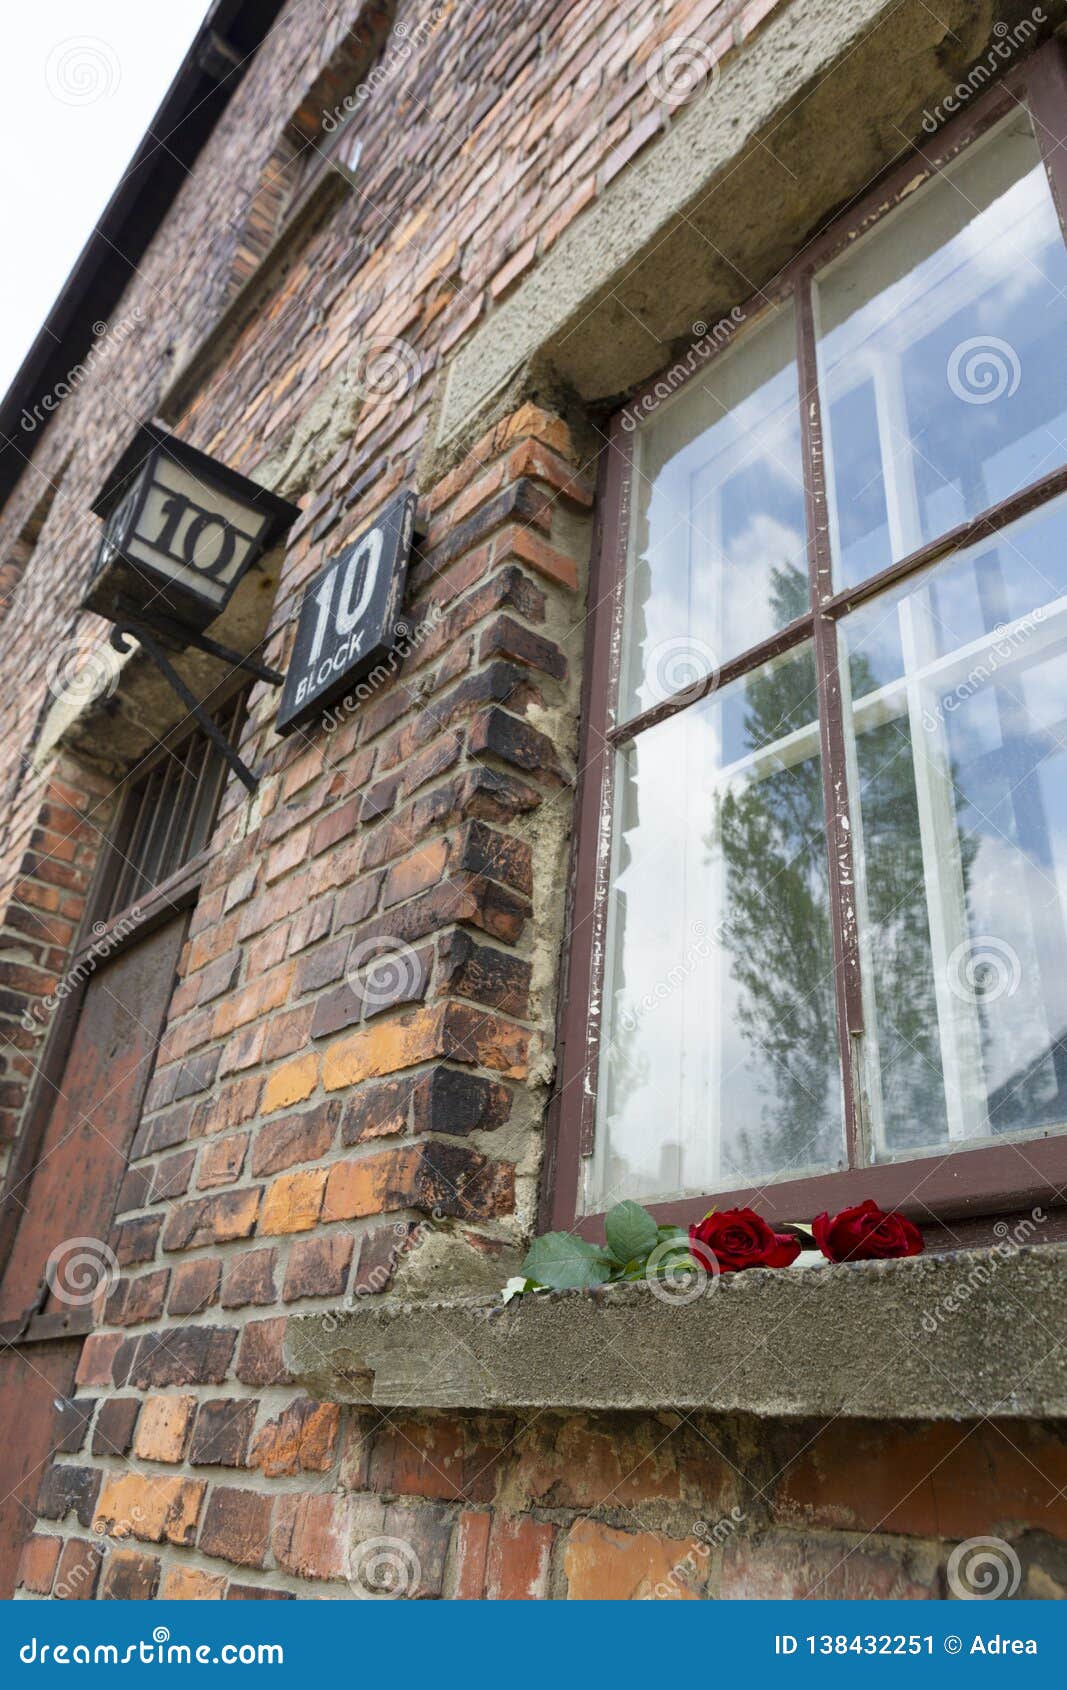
[548,39,1067,1238]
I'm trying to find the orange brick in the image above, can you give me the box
[133,1396,196,1463]
[261,1052,319,1113]
[322,1004,448,1091]
[496,402,574,457]
[250,1399,341,1478]
[564,1521,701,1600]
[161,1565,227,1599]
[94,1473,205,1547]
[258,1167,327,1234]
[17,1533,61,1594]
[322,1142,513,1223]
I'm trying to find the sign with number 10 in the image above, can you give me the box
[277,490,417,735]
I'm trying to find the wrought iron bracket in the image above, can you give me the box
[109,617,277,791]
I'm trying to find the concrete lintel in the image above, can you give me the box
[430,0,1067,473]
[286,1244,1067,1420]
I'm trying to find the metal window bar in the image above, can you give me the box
[95,687,250,925]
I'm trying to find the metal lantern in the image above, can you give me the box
[85,423,300,635]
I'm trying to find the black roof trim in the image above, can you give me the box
[0,0,289,517]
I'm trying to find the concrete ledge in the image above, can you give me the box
[286,1244,1067,1420]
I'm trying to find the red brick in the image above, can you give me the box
[272,1493,346,1581]
[453,1511,491,1598]
[53,1538,103,1600]
[486,1514,555,1600]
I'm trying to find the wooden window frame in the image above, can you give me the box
[547,40,1067,1237]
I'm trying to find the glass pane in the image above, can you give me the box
[619,305,807,723]
[842,493,1067,1160]
[817,109,1067,591]
[587,644,845,1211]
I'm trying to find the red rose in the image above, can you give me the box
[813,1199,923,1263]
[689,1207,801,1274]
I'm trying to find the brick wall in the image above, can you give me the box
[3,0,1064,1602]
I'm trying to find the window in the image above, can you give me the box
[90,686,250,927]
[554,54,1067,1231]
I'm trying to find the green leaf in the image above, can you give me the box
[604,1201,659,1266]
[521,1232,613,1291]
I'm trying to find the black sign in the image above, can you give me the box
[277,491,417,735]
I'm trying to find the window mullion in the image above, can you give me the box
[795,271,865,1168]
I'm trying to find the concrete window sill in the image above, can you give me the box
[285,1242,1067,1420]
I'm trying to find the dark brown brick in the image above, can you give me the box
[120,1268,170,1325]
[93,1398,141,1457]
[283,1233,354,1301]
[99,1548,160,1600]
[168,1256,221,1315]
[437,930,531,1016]
[227,1582,294,1599]
[190,1399,258,1468]
[51,1396,97,1454]
[151,1147,197,1202]
[353,1222,418,1295]
[235,1319,292,1386]
[37,1463,100,1528]
[129,1326,237,1388]
[199,1486,273,1568]
[161,1187,261,1251]
[109,1214,162,1266]
[221,1247,278,1309]
[340,1074,414,1144]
